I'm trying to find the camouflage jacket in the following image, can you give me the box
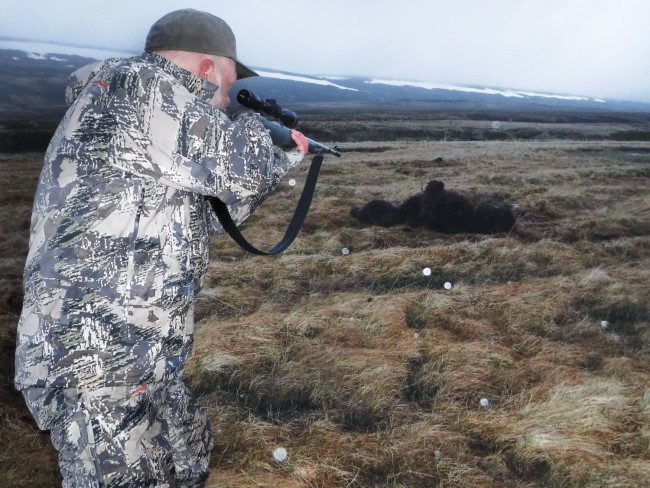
[15,53,302,390]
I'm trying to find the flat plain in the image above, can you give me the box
[0,113,648,487]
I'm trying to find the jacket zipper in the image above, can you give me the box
[125,186,145,331]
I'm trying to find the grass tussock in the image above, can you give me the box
[496,378,650,486]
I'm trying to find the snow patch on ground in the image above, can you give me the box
[26,52,48,60]
[256,70,358,91]
[366,78,604,102]
[366,79,525,98]
[515,90,589,101]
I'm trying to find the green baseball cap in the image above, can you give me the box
[145,8,258,79]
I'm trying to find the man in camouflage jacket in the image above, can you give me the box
[15,9,307,487]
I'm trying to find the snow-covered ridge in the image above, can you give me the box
[255,70,358,91]
[515,90,588,101]
[318,75,348,80]
[0,39,616,104]
[366,78,605,103]
[0,39,136,61]
[366,79,525,98]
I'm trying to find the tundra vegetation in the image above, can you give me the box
[0,112,648,487]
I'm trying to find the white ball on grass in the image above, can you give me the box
[273,447,288,463]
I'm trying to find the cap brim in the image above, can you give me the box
[235,60,257,79]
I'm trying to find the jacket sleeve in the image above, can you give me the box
[186,109,304,226]
[207,147,304,233]
[126,72,304,224]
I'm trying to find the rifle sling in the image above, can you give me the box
[209,153,324,256]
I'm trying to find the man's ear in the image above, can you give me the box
[198,58,215,80]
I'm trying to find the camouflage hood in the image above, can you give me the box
[15,53,302,389]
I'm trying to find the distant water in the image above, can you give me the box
[0,38,136,61]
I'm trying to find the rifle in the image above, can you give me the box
[210,90,342,255]
[236,89,341,157]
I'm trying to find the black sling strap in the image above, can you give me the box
[209,153,324,256]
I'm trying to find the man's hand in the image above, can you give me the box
[290,129,309,154]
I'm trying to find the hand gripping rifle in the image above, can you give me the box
[209,89,342,256]
[237,89,341,157]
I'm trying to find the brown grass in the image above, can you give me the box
[1,131,649,487]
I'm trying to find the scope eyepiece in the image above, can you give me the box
[237,89,264,110]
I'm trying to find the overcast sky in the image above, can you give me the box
[2,0,649,102]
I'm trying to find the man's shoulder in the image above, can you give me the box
[100,55,176,85]
[101,56,207,110]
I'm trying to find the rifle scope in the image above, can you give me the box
[237,89,298,128]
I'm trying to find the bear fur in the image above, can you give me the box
[351,180,522,234]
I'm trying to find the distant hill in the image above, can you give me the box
[0,39,136,119]
[2,38,650,122]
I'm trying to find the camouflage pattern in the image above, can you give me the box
[15,52,303,390]
[23,374,212,487]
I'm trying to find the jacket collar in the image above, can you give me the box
[140,52,219,103]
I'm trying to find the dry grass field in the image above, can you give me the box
[0,122,649,487]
